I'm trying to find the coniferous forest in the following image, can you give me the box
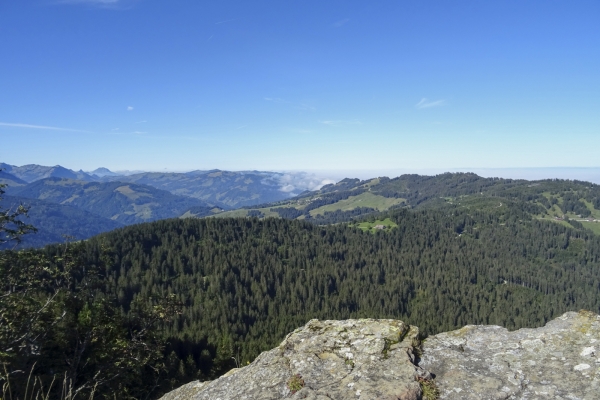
[2,181,600,398]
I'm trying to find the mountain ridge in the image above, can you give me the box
[8,177,215,225]
[0,194,123,249]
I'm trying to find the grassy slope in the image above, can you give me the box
[211,192,404,220]
[308,192,405,216]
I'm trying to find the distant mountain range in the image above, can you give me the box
[0,162,95,183]
[97,169,315,208]
[7,178,215,225]
[0,163,333,248]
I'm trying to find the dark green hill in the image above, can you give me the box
[0,195,123,249]
[11,178,215,225]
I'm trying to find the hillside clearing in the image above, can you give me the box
[308,192,404,216]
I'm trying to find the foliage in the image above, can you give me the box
[286,374,304,393]
[0,183,35,246]
[0,237,182,398]
[417,376,439,400]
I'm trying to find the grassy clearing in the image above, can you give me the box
[355,218,398,232]
[580,221,600,235]
[211,207,282,219]
[362,178,380,188]
[211,209,250,218]
[580,199,600,219]
[537,217,573,229]
[309,192,405,216]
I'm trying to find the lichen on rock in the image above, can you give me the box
[419,310,600,399]
[161,311,600,400]
[160,318,428,400]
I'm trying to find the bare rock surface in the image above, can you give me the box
[161,311,600,400]
[419,310,600,399]
[160,318,428,400]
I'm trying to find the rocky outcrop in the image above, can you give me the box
[161,311,600,400]
[161,319,429,400]
[419,310,600,399]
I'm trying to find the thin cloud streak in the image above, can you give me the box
[57,0,119,3]
[264,97,316,111]
[55,0,135,9]
[215,18,239,25]
[0,122,90,133]
[416,98,446,109]
[320,120,361,127]
[264,97,288,104]
[107,130,147,135]
[296,104,316,111]
[333,18,350,28]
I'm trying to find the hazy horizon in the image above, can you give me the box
[7,161,600,185]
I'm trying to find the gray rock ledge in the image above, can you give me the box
[161,311,600,400]
[161,318,427,400]
[419,310,600,399]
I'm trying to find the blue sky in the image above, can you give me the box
[1,0,599,175]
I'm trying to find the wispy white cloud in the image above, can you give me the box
[55,0,134,9]
[135,120,147,124]
[127,106,134,111]
[0,122,90,133]
[320,119,361,127]
[215,18,239,25]
[416,98,445,109]
[264,97,316,111]
[297,103,316,111]
[107,130,146,135]
[274,172,336,193]
[111,128,120,131]
[333,18,350,28]
[264,97,288,104]
[291,129,313,134]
